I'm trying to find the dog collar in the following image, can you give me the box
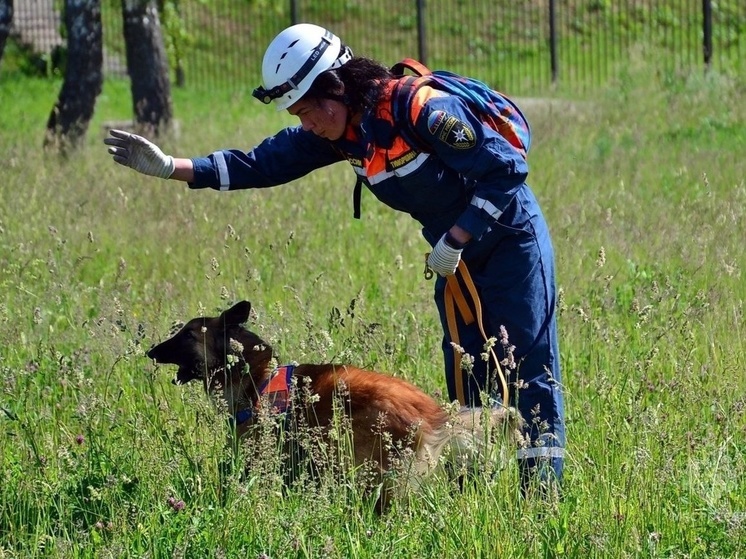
[233,364,295,426]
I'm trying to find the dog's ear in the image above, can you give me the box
[220,301,251,326]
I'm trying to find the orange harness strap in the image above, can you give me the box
[442,260,509,407]
[234,365,294,426]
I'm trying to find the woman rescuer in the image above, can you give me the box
[104,23,566,493]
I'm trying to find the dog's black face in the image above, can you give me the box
[147,301,253,385]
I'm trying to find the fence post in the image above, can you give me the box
[549,0,558,84]
[416,0,427,65]
[290,0,299,25]
[702,0,713,70]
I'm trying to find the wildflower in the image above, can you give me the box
[75,434,85,445]
[480,336,497,361]
[596,246,606,268]
[320,330,334,351]
[575,306,589,323]
[630,298,640,313]
[460,352,475,371]
[248,268,262,282]
[498,324,508,344]
[229,338,244,354]
[335,377,350,397]
[498,325,517,370]
[167,496,185,511]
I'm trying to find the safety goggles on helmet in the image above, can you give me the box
[253,24,352,110]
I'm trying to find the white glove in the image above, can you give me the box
[427,233,463,276]
[104,129,175,179]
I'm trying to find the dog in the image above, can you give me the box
[147,300,520,510]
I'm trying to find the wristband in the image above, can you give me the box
[444,231,469,250]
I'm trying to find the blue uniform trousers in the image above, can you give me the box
[433,189,566,492]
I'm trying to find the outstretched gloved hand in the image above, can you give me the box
[427,233,463,276]
[104,129,175,179]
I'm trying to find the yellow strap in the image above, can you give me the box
[441,260,509,407]
[446,274,475,325]
[444,283,465,406]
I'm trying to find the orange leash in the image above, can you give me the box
[427,256,510,407]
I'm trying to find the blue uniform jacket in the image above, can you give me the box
[189,84,531,254]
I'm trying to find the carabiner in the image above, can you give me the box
[423,253,434,280]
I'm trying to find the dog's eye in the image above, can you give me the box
[189,328,208,341]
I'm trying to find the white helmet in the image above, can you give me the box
[253,23,353,111]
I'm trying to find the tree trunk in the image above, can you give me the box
[44,0,103,154]
[0,0,13,67]
[121,0,173,137]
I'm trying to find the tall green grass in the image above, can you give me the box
[1,52,745,557]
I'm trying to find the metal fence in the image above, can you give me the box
[10,0,746,96]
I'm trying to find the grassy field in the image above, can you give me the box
[1,52,746,557]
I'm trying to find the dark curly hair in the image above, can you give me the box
[304,56,395,115]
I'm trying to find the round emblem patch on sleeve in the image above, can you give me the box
[427,110,477,150]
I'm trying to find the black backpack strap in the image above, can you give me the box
[352,175,363,219]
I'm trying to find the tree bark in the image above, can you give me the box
[121,0,173,137]
[44,0,103,153]
[0,0,13,67]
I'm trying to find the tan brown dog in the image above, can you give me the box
[147,300,519,509]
